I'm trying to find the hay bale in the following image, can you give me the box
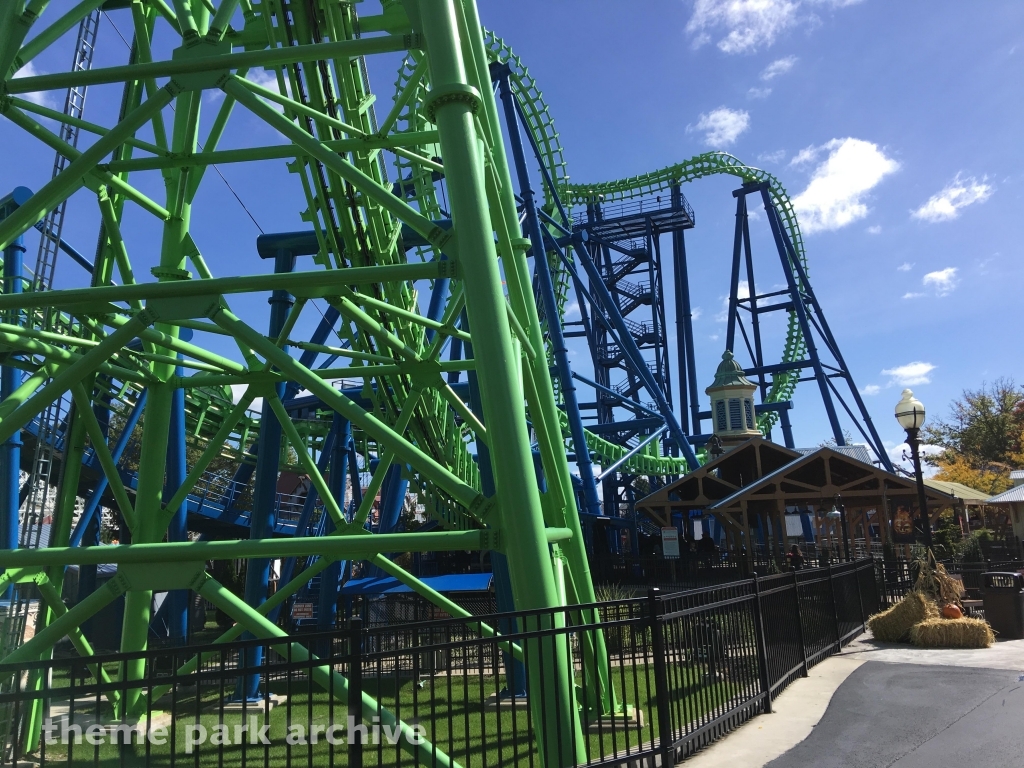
[867,593,939,642]
[910,617,994,648]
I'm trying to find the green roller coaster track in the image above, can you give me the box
[0,1,820,764]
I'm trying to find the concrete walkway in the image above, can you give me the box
[681,634,1024,768]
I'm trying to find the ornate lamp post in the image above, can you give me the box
[829,493,850,561]
[894,389,933,549]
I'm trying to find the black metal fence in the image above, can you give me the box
[874,557,1024,605]
[0,559,878,767]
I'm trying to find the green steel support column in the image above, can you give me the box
[413,2,582,763]
[118,384,172,717]
[119,67,197,715]
[456,0,613,715]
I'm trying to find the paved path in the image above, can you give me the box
[681,634,1024,768]
[765,661,1023,768]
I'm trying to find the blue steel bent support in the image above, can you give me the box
[671,184,700,434]
[497,69,602,517]
[236,240,298,701]
[0,228,25,590]
[317,415,349,633]
[165,353,188,642]
[754,186,846,447]
[70,390,148,546]
[570,233,701,470]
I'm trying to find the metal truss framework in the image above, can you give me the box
[0,1,608,764]
[0,1,897,764]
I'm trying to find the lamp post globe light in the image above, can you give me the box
[895,389,933,549]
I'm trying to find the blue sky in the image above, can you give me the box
[476,0,1024,468]
[2,0,1023,474]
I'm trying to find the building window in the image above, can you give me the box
[716,400,727,431]
[744,399,755,430]
[728,398,742,430]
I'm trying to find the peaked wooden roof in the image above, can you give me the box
[635,437,801,526]
[636,438,955,526]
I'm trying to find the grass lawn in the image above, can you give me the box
[19,659,740,767]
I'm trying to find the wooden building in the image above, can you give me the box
[636,437,955,568]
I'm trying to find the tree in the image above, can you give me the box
[923,379,1024,493]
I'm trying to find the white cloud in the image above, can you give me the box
[792,138,899,234]
[13,61,54,107]
[897,262,913,272]
[687,0,799,53]
[902,292,924,299]
[748,86,772,99]
[715,281,749,322]
[881,361,935,387]
[860,384,881,396]
[866,225,882,235]
[761,56,798,80]
[687,0,861,54]
[758,149,786,164]
[789,144,822,166]
[564,300,581,319]
[691,306,703,320]
[922,266,958,296]
[690,107,750,147]
[911,174,993,223]
[709,333,720,342]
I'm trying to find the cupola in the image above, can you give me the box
[706,350,761,444]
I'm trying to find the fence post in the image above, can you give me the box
[648,588,674,764]
[751,577,772,714]
[347,616,363,768]
[854,561,867,631]
[792,569,808,677]
[826,563,842,652]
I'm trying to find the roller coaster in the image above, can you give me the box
[0,1,891,764]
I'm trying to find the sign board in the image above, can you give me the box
[890,498,919,544]
[292,602,315,619]
[661,527,680,559]
[785,514,805,538]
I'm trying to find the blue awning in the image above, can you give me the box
[341,573,493,596]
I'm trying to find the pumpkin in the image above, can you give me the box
[941,603,963,620]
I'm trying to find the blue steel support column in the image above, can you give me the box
[69,390,147,546]
[497,70,602,516]
[0,229,25,593]
[778,231,894,471]
[671,185,700,434]
[317,415,349,633]
[164,354,188,642]
[267,419,339,624]
[756,187,846,447]
[725,194,745,354]
[571,235,701,470]
[236,247,294,701]
[778,404,796,449]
